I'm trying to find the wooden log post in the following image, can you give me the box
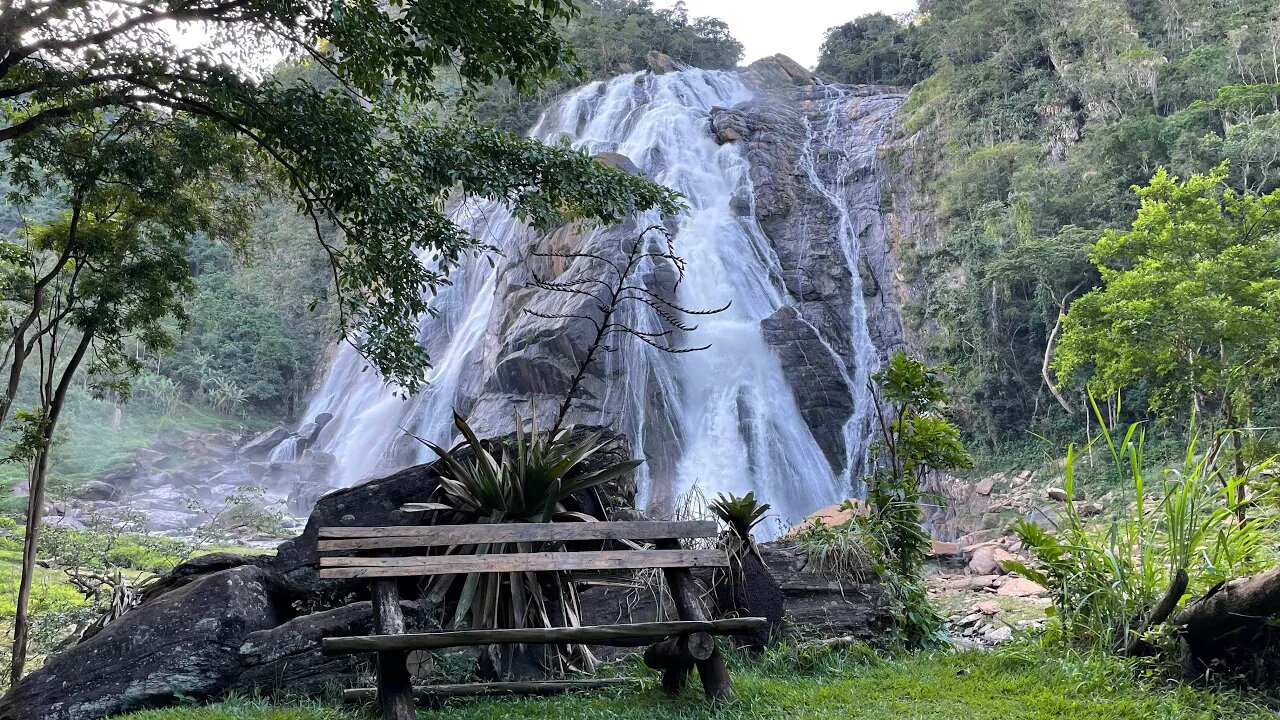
[656,539,734,700]
[371,579,415,720]
[643,632,714,695]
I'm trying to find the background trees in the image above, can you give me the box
[1055,166,1280,483]
[816,13,930,87]
[819,1,1280,454]
[2,109,252,682]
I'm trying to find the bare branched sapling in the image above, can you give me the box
[526,224,729,434]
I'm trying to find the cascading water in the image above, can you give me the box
[302,68,904,535]
[796,86,906,490]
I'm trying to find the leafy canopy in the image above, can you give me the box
[0,0,681,390]
[1055,164,1280,422]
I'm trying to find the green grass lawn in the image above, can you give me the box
[115,646,1273,720]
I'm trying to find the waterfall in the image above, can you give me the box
[302,69,903,535]
[267,437,301,463]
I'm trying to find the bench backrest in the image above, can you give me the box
[316,520,724,580]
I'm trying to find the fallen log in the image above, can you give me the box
[343,679,633,702]
[1175,566,1280,652]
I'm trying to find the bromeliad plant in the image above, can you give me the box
[710,491,771,557]
[424,412,640,524]
[416,412,641,675]
[709,491,771,605]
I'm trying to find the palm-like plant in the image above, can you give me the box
[709,491,770,588]
[416,412,642,677]
[425,412,640,524]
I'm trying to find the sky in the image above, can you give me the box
[661,0,919,69]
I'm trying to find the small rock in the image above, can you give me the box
[930,540,961,558]
[1047,487,1084,502]
[1078,502,1104,517]
[997,577,1048,598]
[974,601,1000,615]
[983,625,1013,643]
[974,476,997,496]
[956,613,983,628]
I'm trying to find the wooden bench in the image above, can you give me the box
[318,519,764,719]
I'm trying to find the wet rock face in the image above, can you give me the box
[760,306,855,472]
[710,82,909,477]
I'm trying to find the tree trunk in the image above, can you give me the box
[1231,427,1247,526]
[1043,283,1084,417]
[1121,568,1187,657]
[9,328,93,685]
[1175,566,1280,653]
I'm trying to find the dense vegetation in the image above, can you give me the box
[819,1,1280,459]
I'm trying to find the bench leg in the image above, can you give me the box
[657,542,735,701]
[661,666,690,694]
[371,579,416,720]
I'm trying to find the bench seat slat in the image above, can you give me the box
[317,520,717,548]
[318,548,725,578]
[322,618,767,654]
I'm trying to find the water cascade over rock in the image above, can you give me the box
[302,61,908,531]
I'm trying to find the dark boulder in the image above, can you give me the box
[270,461,442,595]
[239,426,290,459]
[232,600,433,699]
[760,540,888,639]
[137,552,267,604]
[0,565,289,720]
[271,425,633,597]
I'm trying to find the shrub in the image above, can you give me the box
[1009,408,1276,653]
